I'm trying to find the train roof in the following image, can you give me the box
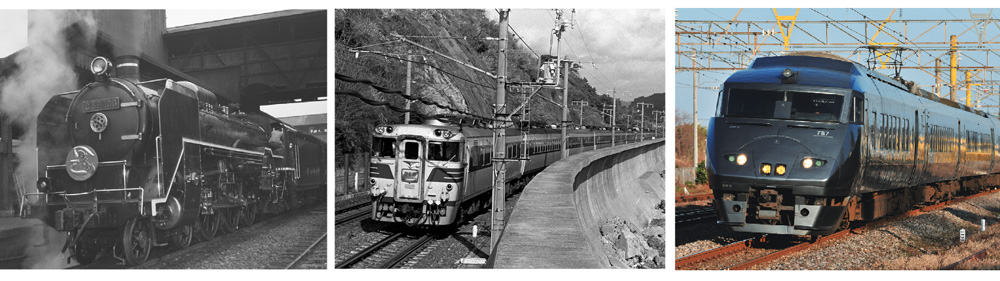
[726,54,995,119]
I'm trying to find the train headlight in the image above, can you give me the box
[775,164,786,175]
[446,184,453,192]
[434,129,456,139]
[36,178,51,193]
[802,158,814,169]
[760,163,772,175]
[781,68,794,78]
[90,57,111,76]
[374,126,393,135]
[736,154,748,166]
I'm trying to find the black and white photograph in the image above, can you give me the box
[0,9,328,269]
[334,8,666,269]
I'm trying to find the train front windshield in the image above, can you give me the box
[724,88,845,123]
[428,141,460,162]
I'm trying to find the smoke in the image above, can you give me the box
[1,10,95,201]
[0,10,96,269]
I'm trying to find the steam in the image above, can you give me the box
[1,10,95,204]
[0,10,96,269]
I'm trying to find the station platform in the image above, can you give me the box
[492,139,665,268]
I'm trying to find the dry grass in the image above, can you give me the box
[879,223,1000,269]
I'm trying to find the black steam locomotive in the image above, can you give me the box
[708,54,998,236]
[22,56,326,265]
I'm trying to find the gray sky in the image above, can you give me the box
[488,9,665,101]
[0,10,325,118]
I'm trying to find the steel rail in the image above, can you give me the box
[284,232,328,269]
[335,232,405,269]
[379,235,434,269]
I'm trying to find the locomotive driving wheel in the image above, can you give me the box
[240,204,257,226]
[220,207,242,233]
[71,232,102,265]
[168,225,194,250]
[120,217,153,266]
[195,212,218,241]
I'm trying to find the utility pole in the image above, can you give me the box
[572,100,588,126]
[611,94,616,145]
[653,110,664,138]
[602,93,616,145]
[950,34,958,101]
[561,60,570,159]
[637,102,652,141]
[489,9,509,254]
[553,9,573,159]
[693,54,699,167]
[404,50,413,124]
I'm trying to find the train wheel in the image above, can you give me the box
[120,217,153,266]
[241,204,257,226]
[168,225,193,250]
[72,235,101,265]
[195,213,218,241]
[216,209,234,234]
[227,208,243,232]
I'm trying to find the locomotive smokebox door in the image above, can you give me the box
[67,79,148,162]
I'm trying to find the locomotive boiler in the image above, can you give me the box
[23,56,326,265]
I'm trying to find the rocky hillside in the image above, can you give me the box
[334,9,612,154]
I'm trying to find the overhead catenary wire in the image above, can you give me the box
[336,72,495,122]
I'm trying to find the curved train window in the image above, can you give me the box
[725,89,845,122]
[428,141,460,162]
[372,137,396,158]
[403,141,421,160]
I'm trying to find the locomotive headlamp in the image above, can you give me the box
[385,126,393,134]
[90,57,111,76]
[36,177,51,193]
[802,158,814,169]
[446,184,453,191]
[761,163,772,175]
[775,164,786,175]
[736,154,748,166]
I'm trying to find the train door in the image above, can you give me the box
[955,121,962,179]
[910,110,920,185]
[991,128,996,172]
[396,139,425,203]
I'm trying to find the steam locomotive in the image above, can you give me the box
[22,56,326,265]
[708,54,998,236]
[368,119,649,226]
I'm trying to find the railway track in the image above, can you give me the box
[284,232,328,269]
[335,231,434,269]
[675,206,717,224]
[678,187,1000,270]
[335,202,371,225]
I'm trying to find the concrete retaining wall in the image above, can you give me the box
[492,139,665,268]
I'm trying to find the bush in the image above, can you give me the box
[695,161,708,184]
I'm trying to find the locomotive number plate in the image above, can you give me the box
[82,97,120,113]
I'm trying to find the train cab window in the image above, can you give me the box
[851,94,864,124]
[372,137,396,158]
[428,141,460,162]
[403,141,420,160]
[725,88,844,122]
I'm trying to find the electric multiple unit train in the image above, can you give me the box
[708,53,999,236]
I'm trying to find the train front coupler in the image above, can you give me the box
[715,189,848,236]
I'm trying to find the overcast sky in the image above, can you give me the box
[487,9,665,101]
[0,9,323,118]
